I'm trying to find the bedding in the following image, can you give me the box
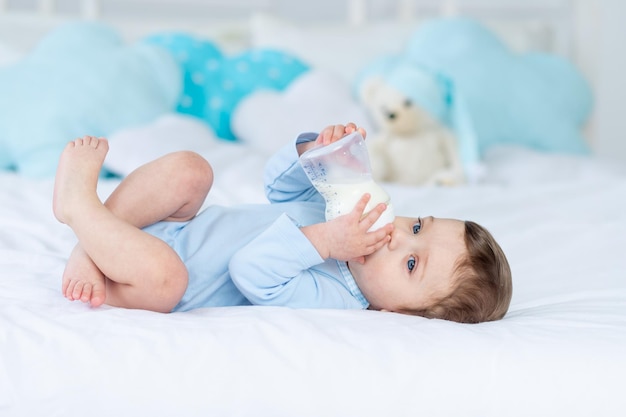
[1,2,626,416]
[1,144,625,416]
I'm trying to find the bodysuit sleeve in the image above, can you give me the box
[264,132,324,205]
[228,213,364,309]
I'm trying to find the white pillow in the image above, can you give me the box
[104,113,270,205]
[249,13,417,83]
[104,114,219,176]
[231,69,374,155]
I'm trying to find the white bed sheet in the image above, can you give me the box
[1,143,625,417]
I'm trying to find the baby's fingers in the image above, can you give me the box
[351,193,372,218]
[344,123,366,139]
[365,228,392,251]
[345,123,357,134]
[330,124,350,143]
[317,124,346,145]
[360,201,391,228]
[360,212,393,254]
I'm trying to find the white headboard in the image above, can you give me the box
[2,0,624,161]
[0,0,578,55]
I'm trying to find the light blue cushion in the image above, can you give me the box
[357,17,593,159]
[0,22,181,177]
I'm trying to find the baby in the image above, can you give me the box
[53,123,512,323]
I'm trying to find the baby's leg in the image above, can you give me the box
[62,150,213,307]
[62,148,214,307]
[62,150,213,306]
[104,150,214,227]
[54,138,200,312]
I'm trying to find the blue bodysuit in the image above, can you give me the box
[143,133,369,312]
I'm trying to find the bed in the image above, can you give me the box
[1,1,625,416]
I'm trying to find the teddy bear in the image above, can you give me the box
[358,76,465,186]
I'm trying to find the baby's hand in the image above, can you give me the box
[300,194,393,262]
[297,123,367,155]
[315,122,367,146]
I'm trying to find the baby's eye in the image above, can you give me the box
[413,218,422,234]
[407,256,416,272]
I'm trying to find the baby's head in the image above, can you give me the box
[348,216,512,323]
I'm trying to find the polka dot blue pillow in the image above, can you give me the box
[145,33,310,140]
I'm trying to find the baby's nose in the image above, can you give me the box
[387,228,402,251]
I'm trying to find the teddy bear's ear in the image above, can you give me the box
[358,76,384,102]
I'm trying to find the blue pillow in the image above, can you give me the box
[357,17,593,157]
[144,33,310,140]
[0,22,181,177]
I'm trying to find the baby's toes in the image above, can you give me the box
[80,282,93,302]
[72,281,85,301]
[90,285,106,307]
[65,279,77,300]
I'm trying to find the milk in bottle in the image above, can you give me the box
[299,131,395,231]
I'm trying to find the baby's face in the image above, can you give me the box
[348,216,466,312]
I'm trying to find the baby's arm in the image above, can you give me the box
[300,194,393,264]
[229,213,368,309]
[228,191,392,308]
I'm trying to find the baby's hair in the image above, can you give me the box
[403,221,512,324]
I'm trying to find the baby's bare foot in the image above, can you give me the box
[53,136,109,225]
[63,244,107,307]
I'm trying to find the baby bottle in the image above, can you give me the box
[299,131,395,231]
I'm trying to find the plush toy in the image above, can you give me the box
[0,22,181,178]
[359,75,466,186]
